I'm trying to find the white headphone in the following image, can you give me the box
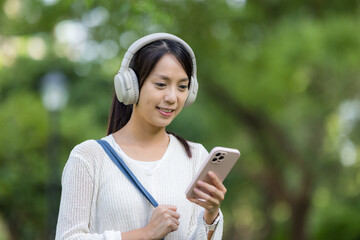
[114,33,198,107]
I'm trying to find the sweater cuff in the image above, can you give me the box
[196,208,223,239]
[204,213,221,232]
[202,210,223,233]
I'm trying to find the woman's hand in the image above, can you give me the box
[187,171,227,224]
[143,204,180,239]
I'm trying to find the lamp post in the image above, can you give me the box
[40,71,68,239]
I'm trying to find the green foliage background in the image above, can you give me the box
[0,0,360,239]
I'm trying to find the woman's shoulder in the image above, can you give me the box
[64,139,106,177]
[66,138,110,169]
[187,140,207,152]
[168,134,209,157]
[70,139,103,159]
[187,140,209,159]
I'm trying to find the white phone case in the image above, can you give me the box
[185,146,240,199]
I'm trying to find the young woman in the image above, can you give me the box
[55,33,226,240]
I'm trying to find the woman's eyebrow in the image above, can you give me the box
[154,74,189,82]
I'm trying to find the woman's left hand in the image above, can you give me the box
[187,171,227,224]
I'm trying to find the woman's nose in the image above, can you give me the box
[164,87,176,103]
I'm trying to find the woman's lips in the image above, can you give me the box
[157,107,174,117]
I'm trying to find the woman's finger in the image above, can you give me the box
[187,196,208,208]
[194,187,220,207]
[198,180,224,202]
[208,171,227,193]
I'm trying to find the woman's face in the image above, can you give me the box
[132,54,189,130]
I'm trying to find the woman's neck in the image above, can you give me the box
[112,120,170,162]
[114,118,168,147]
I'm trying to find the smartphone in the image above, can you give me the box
[185,146,240,199]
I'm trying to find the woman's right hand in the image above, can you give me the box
[143,204,180,239]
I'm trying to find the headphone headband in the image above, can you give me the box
[119,33,197,76]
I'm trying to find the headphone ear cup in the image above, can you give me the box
[184,76,198,107]
[114,68,139,105]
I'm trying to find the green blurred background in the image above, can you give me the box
[1,0,360,239]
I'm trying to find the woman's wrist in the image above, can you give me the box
[204,208,219,224]
[140,226,155,240]
[121,227,153,240]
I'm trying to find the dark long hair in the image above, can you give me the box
[107,39,193,157]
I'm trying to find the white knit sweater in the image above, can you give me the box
[55,134,223,240]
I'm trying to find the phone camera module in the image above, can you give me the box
[213,152,225,164]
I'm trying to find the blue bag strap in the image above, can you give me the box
[96,140,159,208]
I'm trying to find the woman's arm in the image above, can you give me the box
[187,171,226,240]
[188,208,223,240]
[122,205,180,240]
[55,151,121,240]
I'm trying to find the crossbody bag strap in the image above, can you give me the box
[96,140,159,208]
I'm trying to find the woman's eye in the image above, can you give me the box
[155,83,166,87]
[179,84,188,90]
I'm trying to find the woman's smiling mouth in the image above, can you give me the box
[157,107,175,116]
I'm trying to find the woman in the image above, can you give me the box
[56,33,226,240]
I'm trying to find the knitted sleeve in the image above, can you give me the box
[55,142,122,240]
[191,208,224,240]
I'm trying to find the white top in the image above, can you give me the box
[55,134,223,240]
